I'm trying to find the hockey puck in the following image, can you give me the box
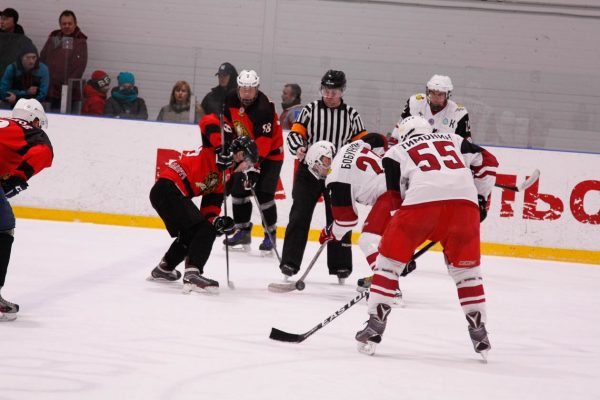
[295,280,306,291]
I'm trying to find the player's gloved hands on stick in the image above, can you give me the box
[216,146,234,171]
[319,224,336,244]
[400,259,416,277]
[243,167,260,189]
[213,216,235,236]
[1,176,28,198]
[478,195,488,222]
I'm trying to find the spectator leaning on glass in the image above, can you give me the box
[40,9,88,111]
[81,70,110,116]
[199,62,238,117]
[157,81,200,123]
[0,41,49,107]
[104,71,148,120]
[0,8,24,34]
[279,83,302,130]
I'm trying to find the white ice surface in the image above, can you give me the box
[1,219,599,400]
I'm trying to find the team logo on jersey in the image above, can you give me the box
[233,121,251,138]
[443,118,449,125]
[196,171,220,194]
[416,94,425,100]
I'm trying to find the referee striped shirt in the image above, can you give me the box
[287,99,368,154]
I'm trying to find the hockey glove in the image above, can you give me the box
[478,195,488,222]
[1,176,28,198]
[216,146,234,172]
[243,167,260,189]
[213,216,235,236]
[319,224,336,245]
[400,259,416,277]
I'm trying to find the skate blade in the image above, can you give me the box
[222,244,251,252]
[0,312,18,322]
[182,283,219,295]
[260,249,274,257]
[356,341,377,356]
[338,278,346,285]
[479,350,489,363]
[146,275,179,283]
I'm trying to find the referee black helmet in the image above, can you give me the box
[321,70,346,90]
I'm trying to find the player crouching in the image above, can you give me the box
[148,121,258,294]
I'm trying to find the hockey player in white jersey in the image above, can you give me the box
[391,74,472,140]
[355,116,499,360]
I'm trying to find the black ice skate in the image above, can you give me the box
[182,267,219,295]
[259,232,276,256]
[336,268,351,285]
[0,293,19,321]
[147,259,181,282]
[466,311,491,362]
[355,303,391,355]
[222,228,251,252]
[280,264,296,280]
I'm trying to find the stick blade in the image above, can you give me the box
[269,327,306,343]
[267,282,296,293]
[519,169,540,191]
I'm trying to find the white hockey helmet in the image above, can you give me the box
[395,116,432,142]
[426,74,453,95]
[237,69,260,88]
[305,140,336,179]
[12,98,48,129]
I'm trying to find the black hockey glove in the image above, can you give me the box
[478,195,488,222]
[1,176,28,198]
[400,259,416,277]
[215,146,234,172]
[243,167,260,189]
[213,216,235,236]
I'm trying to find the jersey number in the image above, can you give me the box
[407,140,464,171]
[356,148,383,174]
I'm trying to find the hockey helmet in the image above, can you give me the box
[426,74,453,95]
[321,70,346,90]
[230,135,259,164]
[305,140,336,179]
[237,69,260,88]
[395,116,432,142]
[11,98,48,129]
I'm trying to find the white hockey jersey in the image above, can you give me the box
[326,141,386,237]
[384,132,497,207]
[391,93,471,140]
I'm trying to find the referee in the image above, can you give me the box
[280,70,368,282]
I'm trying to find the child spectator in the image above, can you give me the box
[157,80,199,123]
[104,71,148,120]
[81,70,110,116]
[0,41,49,107]
[40,10,88,111]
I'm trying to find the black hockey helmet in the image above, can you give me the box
[321,70,346,90]
[230,135,259,164]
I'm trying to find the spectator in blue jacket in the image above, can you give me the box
[0,41,49,108]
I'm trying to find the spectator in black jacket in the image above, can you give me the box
[199,62,238,116]
[0,8,24,34]
[104,71,148,120]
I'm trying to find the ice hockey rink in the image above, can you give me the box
[1,219,599,400]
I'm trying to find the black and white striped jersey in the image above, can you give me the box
[287,99,367,154]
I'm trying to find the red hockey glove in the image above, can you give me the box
[319,224,336,244]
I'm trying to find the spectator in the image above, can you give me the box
[279,83,302,130]
[199,62,238,116]
[0,8,24,34]
[81,70,110,116]
[40,10,88,111]
[0,41,49,107]
[157,80,200,123]
[104,71,148,120]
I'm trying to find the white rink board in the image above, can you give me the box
[2,112,599,252]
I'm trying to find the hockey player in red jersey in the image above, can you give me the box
[148,122,258,294]
[1,99,53,321]
[355,116,499,360]
[222,69,284,254]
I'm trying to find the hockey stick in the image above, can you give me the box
[220,109,235,290]
[250,187,282,264]
[494,169,540,192]
[269,290,367,343]
[267,241,328,293]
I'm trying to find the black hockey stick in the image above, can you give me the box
[220,109,235,290]
[269,290,368,343]
[250,187,282,264]
[267,241,328,293]
[494,169,540,192]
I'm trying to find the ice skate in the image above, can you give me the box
[280,263,296,279]
[0,293,19,321]
[355,303,391,355]
[222,228,251,252]
[147,260,181,282]
[259,232,276,257]
[336,269,351,285]
[466,311,491,362]
[182,268,219,295]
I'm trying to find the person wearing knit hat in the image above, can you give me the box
[81,70,111,116]
[0,40,49,106]
[103,71,148,120]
